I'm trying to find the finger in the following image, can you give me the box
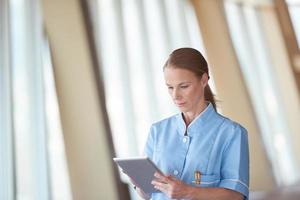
[154,171,164,176]
[154,184,169,194]
[168,176,178,182]
[152,178,164,184]
[152,181,169,193]
[151,180,169,190]
[154,173,170,183]
[154,171,169,178]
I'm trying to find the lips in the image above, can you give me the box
[176,102,186,107]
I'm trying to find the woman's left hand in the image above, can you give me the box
[151,172,192,199]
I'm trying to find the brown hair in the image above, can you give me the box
[163,47,216,110]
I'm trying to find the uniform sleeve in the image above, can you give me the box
[143,125,155,159]
[219,124,249,199]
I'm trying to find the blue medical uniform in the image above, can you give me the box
[144,103,249,200]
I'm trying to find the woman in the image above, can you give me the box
[136,48,249,200]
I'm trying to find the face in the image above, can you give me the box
[164,67,208,113]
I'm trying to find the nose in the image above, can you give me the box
[172,88,181,100]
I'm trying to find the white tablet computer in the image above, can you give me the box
[113,157,163,194]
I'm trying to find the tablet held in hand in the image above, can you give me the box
[113,157,163,194]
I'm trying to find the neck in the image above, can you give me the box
[182,101,208,127]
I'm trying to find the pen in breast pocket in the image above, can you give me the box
[193,170,201,185]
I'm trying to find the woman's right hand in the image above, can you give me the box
[128,177,151,200]
[135,186,151,200]
[123,173,150,200]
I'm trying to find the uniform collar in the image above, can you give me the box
[176,102,216,136]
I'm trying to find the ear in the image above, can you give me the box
[201,73,209,88]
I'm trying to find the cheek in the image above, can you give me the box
[190,87,204,100]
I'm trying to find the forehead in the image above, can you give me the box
[164,68,198,84]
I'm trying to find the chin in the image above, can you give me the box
[178,107,189,113]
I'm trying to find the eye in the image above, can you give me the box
[180,85,189,89]
[168,86,173,90]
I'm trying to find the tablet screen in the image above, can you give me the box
[113,157,163,194]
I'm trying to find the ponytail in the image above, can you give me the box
[204,85,216,110]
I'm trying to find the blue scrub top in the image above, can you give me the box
[144,103,249,200]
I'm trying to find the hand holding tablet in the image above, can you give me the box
[113,157,163,194]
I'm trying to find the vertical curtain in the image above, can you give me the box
[0,0,72,199]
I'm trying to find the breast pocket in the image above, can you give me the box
[192,174,220,188]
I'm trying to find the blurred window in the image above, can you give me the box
[224,1,300,186]
[286,0,300,48]
[87,0,210,199]
[88,0,208,157]
[0,0,72,199]
[0,0,14,199]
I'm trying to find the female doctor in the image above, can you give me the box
[135,48,249,200]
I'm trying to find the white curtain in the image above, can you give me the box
[224,1,300,186]
[0,0,71,199]
[88,0,208,199]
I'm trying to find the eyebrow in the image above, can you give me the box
[166,82,192,86]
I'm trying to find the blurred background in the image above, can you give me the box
[1,0,300,199]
